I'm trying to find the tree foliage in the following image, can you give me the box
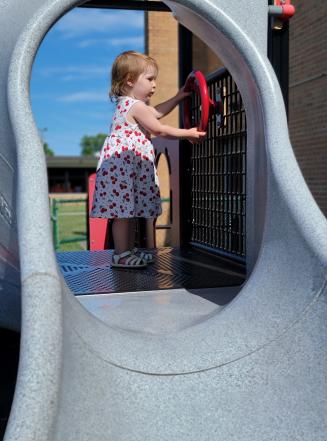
[80,133,107,156]
[43,142,54,156]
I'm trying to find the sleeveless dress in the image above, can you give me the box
[90,96,162,219]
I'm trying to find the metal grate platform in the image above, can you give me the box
[57,247,245,296]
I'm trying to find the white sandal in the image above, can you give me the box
[132,247,155,264]
[111,250,147,269]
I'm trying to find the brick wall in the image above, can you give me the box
[192,36,223,74]
[289,0,327,216]
[146,11,179,127]
[146,11,179,245]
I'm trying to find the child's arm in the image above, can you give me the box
[130,101,206,143]
[149,88,190,119]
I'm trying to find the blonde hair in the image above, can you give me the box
[109,51,158,101]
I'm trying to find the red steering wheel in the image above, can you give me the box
[183,70,217,132]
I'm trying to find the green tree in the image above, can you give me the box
[80,133,107,156]
[44,142,54,156]
[38,127,54,156]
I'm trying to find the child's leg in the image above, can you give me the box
[128,218,136,250]
[111,218,146,268]
[131,218,155,264]
[112,218,132,254]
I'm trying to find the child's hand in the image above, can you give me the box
[177,86,191,101]
[185,127,206,143]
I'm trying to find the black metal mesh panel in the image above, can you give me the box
[57,248,245,295]
[190,69,246,260]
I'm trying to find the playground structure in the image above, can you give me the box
[0,0,327,440]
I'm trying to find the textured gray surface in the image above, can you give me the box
[77,289,221,334]
[1,0,327,440]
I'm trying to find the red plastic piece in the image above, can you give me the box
[183,70,217,132]
[88,173,110,251]
[275,1,295,20]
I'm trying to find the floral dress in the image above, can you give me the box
[90,96,162,219]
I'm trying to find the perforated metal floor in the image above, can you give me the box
[56,247,245,296]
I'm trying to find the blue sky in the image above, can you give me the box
[31,8,144,156]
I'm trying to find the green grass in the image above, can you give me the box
[51,201,87,252]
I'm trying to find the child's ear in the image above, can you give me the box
[126,76,134,87]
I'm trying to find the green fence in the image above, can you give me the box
[51,198,87,251]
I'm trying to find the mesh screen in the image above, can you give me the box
[190,69,246,260]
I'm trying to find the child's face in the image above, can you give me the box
[128,66,157,103]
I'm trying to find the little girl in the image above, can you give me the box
[90,50,206,269]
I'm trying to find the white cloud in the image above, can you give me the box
[55,9,144,38]
[74,110,112,120]
[77,36,144,49]
[57,91,108,103]
[36,65,110,82]
[39,65,108,77]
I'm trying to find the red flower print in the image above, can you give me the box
[115,125,122,130]
[100,208,107,213]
